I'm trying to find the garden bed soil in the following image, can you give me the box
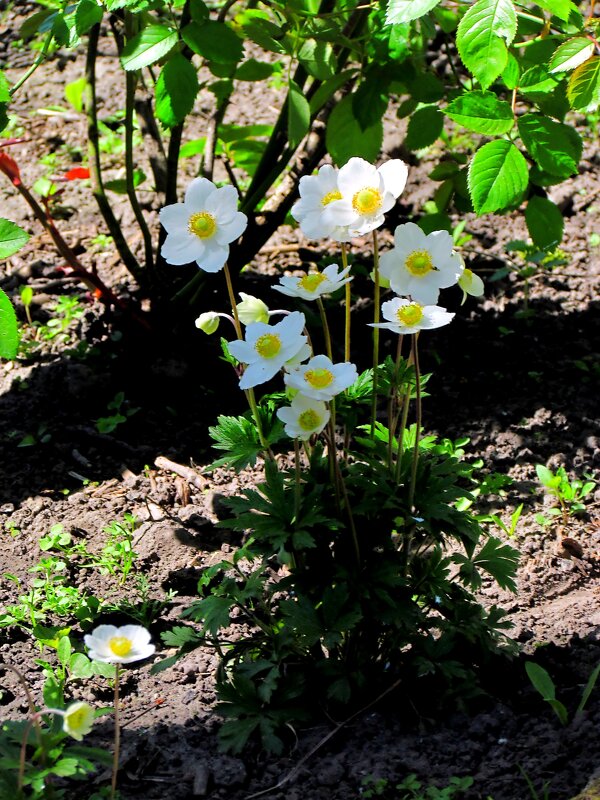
[1,13,600,800]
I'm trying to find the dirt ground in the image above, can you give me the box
[1,8,600,800]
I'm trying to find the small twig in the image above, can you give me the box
[154,456,208,489]
[246,676,403,799]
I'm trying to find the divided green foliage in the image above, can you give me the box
[518,113,582,178]
[156,53,199,128]
[456,0,517,90]
[467,140,528,215]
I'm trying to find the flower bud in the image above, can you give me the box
[195,312,220,335]
[236,293,269,325]
[458,268,484,297]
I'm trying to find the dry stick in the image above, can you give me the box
[154,456,207,489]
[85,23,143,284]
[246,676,402,800]
[111,664,121,800]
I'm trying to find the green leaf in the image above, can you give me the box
[326,94,383,167]
[0,218,29,259]
[75,0,103,36]
[385,0,441,24]
[445,90,513,134]
[502,52,520,89]
[69,653,93,679]
[405,105,444,150]
[576,662,600,717]
[57,635,71,666]
[0,70,10,103]
[190,0,209,23]
[297,38,335,80]
[535,464,556,487]
[535,0,577,22]
[0,288,19,360]
[309,69,356,116]
[567,56,600,111]
[234,9,286,54]
[456,0,517,90]
[525,661,556,698]
[518,113,582,177]
[156,54,199,128]
[287,79,310,148]
[468,139,528,215]
[235,59,276,81]
[121,24,178,71]
[182,21,243,64]
[525,196,564,249]
[104,169,146,194]
[549,37,595,73]
[64,77,87,113]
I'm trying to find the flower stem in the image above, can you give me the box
[223,263,271,454]
[111,664,121,800]
[341,242,351,362]
[388,334,404,469]
[317,297,333,361]
[408,333,422,509]
[370,230,381,436]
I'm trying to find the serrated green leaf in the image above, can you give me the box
[234,10,286,54]
[502,52,520,89]
[468,139,528,215]
[0,289,19,360]
[182,20,243,64]
[525,196,564,249]
[326,94,383,167]
[287,79,310,148]
[405,105,444,150]
[297,38,335,80]
[445,90,513,134]
[518,113,581,177]
[75,0,103,36]
[156,53,199,128]
[0,218,29,259]
[0,70,10,103]
[385,0,441,24]
[121,25,178,71]
[567,56,600,111]
[456,0,517,89]
[549,37,595,73]
[534,0,577,22]
[235,58,276,81]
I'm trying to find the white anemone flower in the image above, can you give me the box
[61,702,95,741]
[228,311,308,390]
[458,267,484,299]
[159,177,247,273]
[379,223,464,305]
[273,264,352,302]
[277,394,330,441]
[284,355,358,401]
[291,164,351,241]
[370,297,454,335]
[236,293,269,325]
[323,157,409,237]
[84,624,155,665]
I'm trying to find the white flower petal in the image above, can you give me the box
[338,157,380,195]
[205,185,240,216]
[185,177,217,208]
[393,222,426,249]
[196,243,229,273]
[239,360,279,389]
[215,212,247,245]
[158,203,189,233]
[161,233,205,265]
[378,159,409,199]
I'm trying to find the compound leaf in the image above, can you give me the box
[456,0,517,89]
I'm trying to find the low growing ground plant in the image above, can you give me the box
[156,155,520,752]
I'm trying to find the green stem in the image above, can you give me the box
[124,13,154,271]
[317,297,333,361]
[111,664,120,800]
[388,334,403,470]
[408,334,422,509]
[10,31,53,96]
[341,242,351,362]
[84,23,142,283]
[370,230,381,436]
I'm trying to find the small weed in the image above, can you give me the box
[536,464,596,525]
[360,773,474,799]
[95,391,140,434]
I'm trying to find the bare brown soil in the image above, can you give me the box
[1,11,600,800]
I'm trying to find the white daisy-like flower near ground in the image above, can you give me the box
[228,311,308,390]
[291,164,351,241]
[458,267,484,298]
[323,157,409,237]
[273,264,352,301]
[84,624,155,665]
[236,293,269,325]
[61,702,95,741]
[370,297,454,335]
[284,354,358,401]
[379,222,464,305]
[159,177,247,273]
[277,394,330,440]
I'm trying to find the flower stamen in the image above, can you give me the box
[397,303,424,326]
[304,368,334,389]
[109,637,133,657]
[299,273,327,293]
[298,409,320,430]
[188,211,217,239]
[255,333,282,359]
[321,190,342,206]
[405,250,433,276]
[352,187,383,216]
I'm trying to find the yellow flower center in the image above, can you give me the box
[188,212,217,239]
[298,409,320,431]
[397,303,424,327]
[109,636,133,657]
[405,250,433,276]
[304,368,334,389]
[299,273,327,293]
[255,333,282,359]
[352,187,382,216]
[321,190,342,206]
[66,707,89,729]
